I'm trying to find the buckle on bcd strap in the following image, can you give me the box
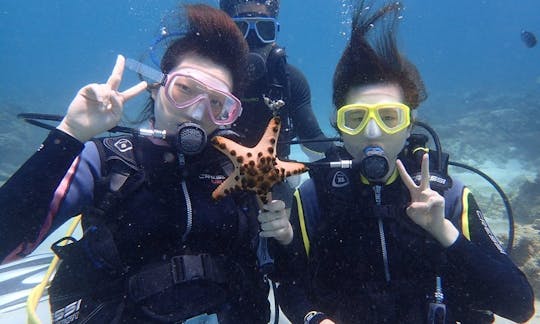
[171,254,206,283]
[128,254,227,302]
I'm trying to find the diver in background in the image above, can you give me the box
[220,0,334,161]
[0,4,292,323]
[274,1,534,323]
[220,0,335,208]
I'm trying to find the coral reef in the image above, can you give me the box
[511,222,540,298]
[0,102,45,185]
[422,87,540,320]
[512,175,540,224]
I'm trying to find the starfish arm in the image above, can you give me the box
[275,158,309,179]
[211,136,252,161]
[211,172,241,200]
[211,117,308,203]
[260,116,282,146]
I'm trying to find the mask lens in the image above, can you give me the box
[337,103,410,134]
[208,93,234,122]
[234,20,249,37]
[168,75,202,104]
[210,94,241,125]
[168,75,207,105]
[341,108,368,132]
[378,107,401,128]
[166,74,241,125]
[376,106,409,132]
[255,20,276,42]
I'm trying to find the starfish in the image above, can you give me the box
[211,117,308,204]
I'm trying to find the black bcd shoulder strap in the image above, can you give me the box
[89,135,146,222]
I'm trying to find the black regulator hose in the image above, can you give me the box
[414,121,514,253]
[17,113,136,135]
[17,113,63,131]
[414,121,443,173]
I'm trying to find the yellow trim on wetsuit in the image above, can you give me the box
[461,188,471,240]
[294,189,311,257]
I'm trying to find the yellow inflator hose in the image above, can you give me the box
[26,215,82,324]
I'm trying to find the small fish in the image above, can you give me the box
[521,30,537,48]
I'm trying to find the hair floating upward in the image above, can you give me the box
[333,0,426,110]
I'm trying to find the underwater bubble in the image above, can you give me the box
[339,0,354,37]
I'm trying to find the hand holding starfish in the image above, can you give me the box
[211,117,306,244]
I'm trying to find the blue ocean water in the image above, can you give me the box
[1,0,539,323]
[1,0,539,132]
[280,0,540,135]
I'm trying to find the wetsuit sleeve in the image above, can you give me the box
[444,189,534,323]
[0,129,98,264]
[287,65,334,155]
[272,188,322,323]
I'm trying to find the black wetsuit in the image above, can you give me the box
[232,63,333,159]
[274,148,534,324]
[0,129,270,323]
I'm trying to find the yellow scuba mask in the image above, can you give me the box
[336,103,411,135]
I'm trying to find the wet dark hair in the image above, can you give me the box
[220,0,280,18]
[333,1,426,111]
[160,4,248,94]
[138,4,248,123]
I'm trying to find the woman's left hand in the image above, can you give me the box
[396,154,459,247]
[258,200,293,245]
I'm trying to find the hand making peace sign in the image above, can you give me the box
[396,153,459,247]
[57,55,148,143]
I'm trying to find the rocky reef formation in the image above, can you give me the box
[0,102,45,185]
[510,175,540,304]
[511,222,540,295]
[513,175,540,225]
[423,87,540,319]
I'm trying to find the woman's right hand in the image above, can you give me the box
[57,55,147,142]
[258,199,293,245]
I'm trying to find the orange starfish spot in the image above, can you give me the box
[211,117,308,204]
